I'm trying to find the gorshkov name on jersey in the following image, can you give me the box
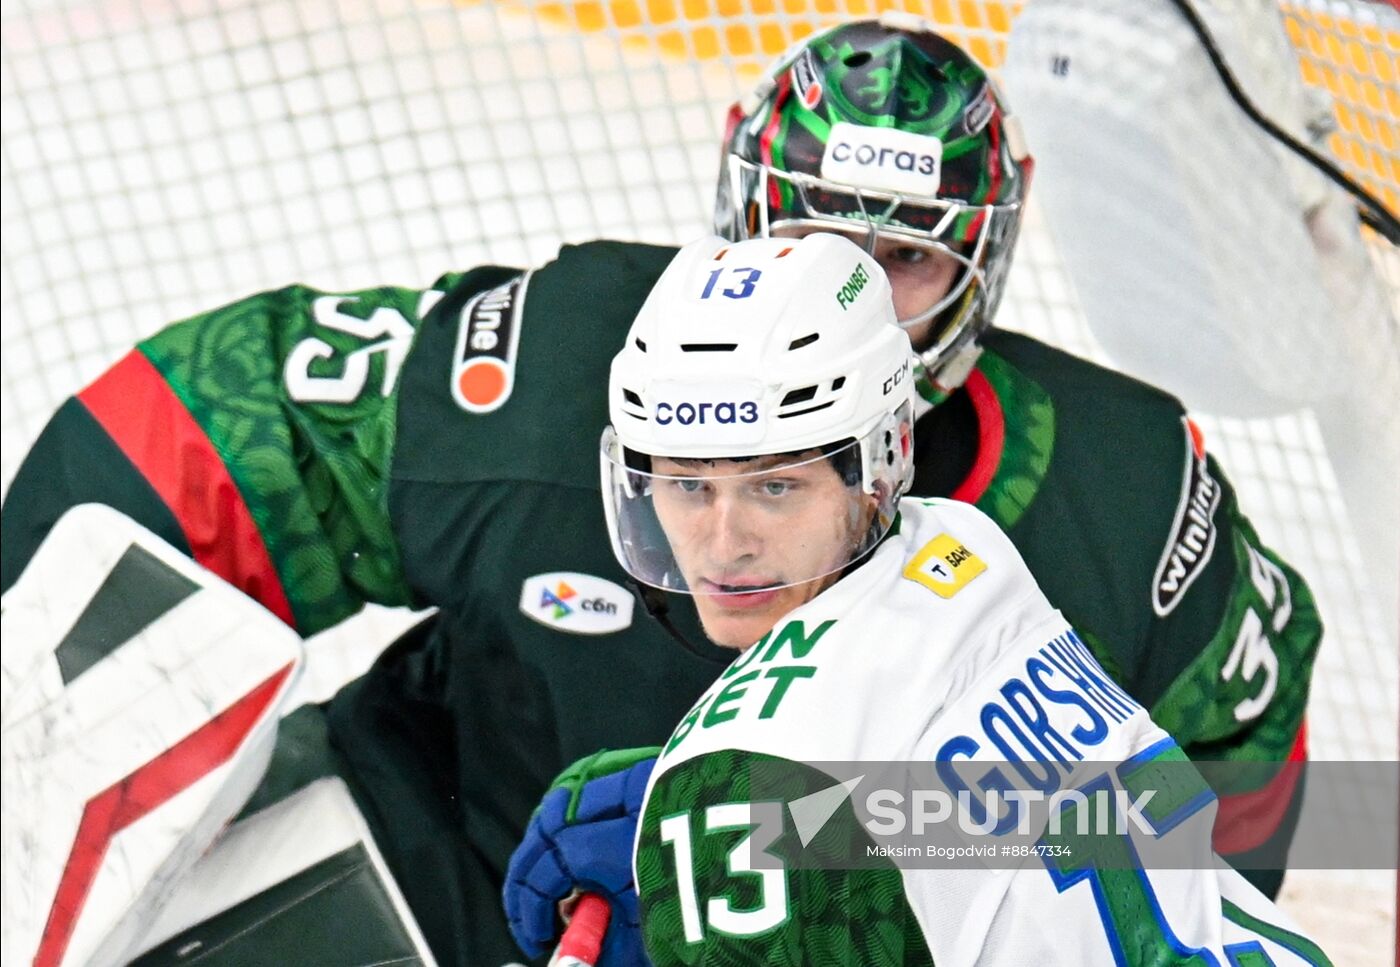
[452,272,530,414]
[1151,419,1222,616]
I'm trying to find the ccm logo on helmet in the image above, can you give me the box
[883,358,910,395]
[829,141,937,176]
[655,401,760,426]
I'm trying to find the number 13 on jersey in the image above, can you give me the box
[657,801,789,943]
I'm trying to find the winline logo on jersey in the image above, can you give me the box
[452,272,530,414]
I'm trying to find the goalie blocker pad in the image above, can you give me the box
[1,504,303,967]
[129,776,438,966]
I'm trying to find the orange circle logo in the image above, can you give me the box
[457,360,508,408]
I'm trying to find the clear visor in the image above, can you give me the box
[725,155,1014,333]
[600,430,901,597]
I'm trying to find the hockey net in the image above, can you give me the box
[1,0,1397,957]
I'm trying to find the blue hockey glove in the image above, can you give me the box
[504,747,659,965]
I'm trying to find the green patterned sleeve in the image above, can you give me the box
[131,280,472,634]
[5,273,477,638]
[635,750,935,967]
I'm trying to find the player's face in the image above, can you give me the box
[650,451,873,649]
[772,225,961,348]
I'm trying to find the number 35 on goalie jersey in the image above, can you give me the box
[632,499,1331,966]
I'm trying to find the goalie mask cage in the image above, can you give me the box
[1,0,1396,960]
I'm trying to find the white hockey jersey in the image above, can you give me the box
[633,497,1329,966]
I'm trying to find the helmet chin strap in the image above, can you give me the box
[913,339,982,416]
[626,577,732,665]
[903,266,986,414]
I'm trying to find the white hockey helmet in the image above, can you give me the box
[601,233,917,595]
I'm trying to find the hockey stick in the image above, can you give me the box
[549,892,612,967]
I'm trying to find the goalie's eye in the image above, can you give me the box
[674,478,707,495]
[886,245,930,267]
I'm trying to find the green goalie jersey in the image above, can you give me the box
[0,240,1322,964]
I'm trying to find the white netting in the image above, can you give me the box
[1,0,1397,954]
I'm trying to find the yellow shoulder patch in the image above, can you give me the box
[903,533,987,598]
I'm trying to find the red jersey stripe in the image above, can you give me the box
[1212,720,1309,856]
[950,368,1006,505]
[77,350,295,626]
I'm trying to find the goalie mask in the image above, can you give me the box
[715,14,1032,404]
[601,234,915,634]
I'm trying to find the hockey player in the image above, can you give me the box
[0,16,1320,965]
[703,16,1319,896]
[510,232,1331,965]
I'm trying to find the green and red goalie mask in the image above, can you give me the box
[714,15,1033,404]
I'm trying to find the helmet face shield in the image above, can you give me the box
[716,147,1024,344]
[602,233,918,647]
[601,427,904,597]
[722,153,1019,336]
